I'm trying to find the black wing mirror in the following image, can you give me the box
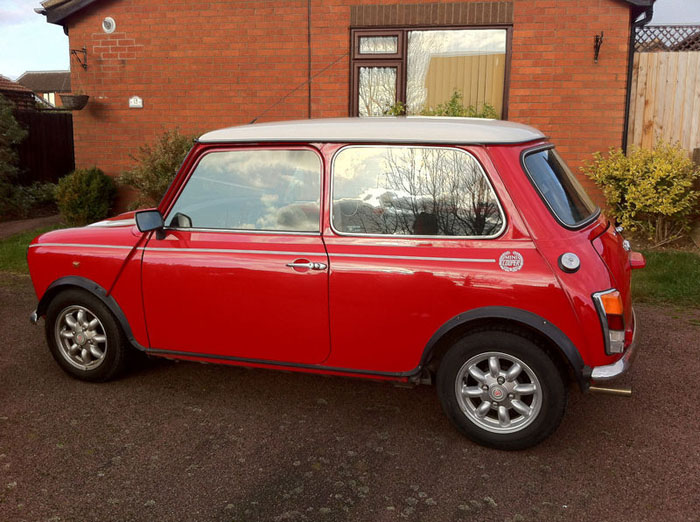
[135,209,164,233]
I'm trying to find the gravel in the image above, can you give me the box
[1,272,698,521]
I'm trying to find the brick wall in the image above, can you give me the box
[63,0,631,206]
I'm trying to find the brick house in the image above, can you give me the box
[39,0,654,204]
[17,70,71,108]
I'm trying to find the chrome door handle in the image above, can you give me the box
[286,261,327,270]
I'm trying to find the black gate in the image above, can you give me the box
[14,110,74,185]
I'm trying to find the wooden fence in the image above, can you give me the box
[14,110,74,185]
[627,51,700,153]
[423,53,506,117]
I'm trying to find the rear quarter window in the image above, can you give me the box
[331,146,505,237]
[522,147,598,228]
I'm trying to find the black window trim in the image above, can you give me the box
[329,143,507,239]
[520,144,601,231]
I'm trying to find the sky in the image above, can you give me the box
[0,0,69,80]
[1,0,700,80]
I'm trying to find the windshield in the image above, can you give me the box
[522,148,598,227]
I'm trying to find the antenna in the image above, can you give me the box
[249,52,349,124]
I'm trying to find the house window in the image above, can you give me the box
[351,28,509,118]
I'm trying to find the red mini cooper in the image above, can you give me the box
[28,118,644,450]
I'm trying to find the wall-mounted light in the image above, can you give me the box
[594,31,604,63]
[70,46,88,70]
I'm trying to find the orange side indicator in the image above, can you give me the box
[599,290,624,316]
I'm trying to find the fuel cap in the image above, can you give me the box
[558,252,580,273]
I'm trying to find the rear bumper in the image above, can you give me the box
[590,309,638,381]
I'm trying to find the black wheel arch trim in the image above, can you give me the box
[420,306,590,390]
[35,276,147,352]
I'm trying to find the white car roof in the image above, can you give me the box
[198,117,546,145]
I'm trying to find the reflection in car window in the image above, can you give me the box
[168,149,321,232]
[332,146,504,237]
[523,149,597,227]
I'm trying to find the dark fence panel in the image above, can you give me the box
[14,110,74,185]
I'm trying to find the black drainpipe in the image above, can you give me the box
[622,6,654,153]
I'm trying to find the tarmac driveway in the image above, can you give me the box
[0,272,698,522]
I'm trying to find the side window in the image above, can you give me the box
[332,146,504,237]
[168,149,321,232]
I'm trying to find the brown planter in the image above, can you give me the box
[59,94,89,110]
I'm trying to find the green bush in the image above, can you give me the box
[384,90,499,119]
[0,93,27,182]
[0,93,30,218]
[0,182,56,219]
[119,129,194,208]
[55,167,116,226]
[420,91,498,118]
[582,143,700,246]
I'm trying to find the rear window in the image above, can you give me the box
[522,148,598,227]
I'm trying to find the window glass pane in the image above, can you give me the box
[523,149,598,227]
[333,147,504,237]
[168,150,321,232]
[359,36,398,54]
[407,29,507,117]
[358,66,397,117]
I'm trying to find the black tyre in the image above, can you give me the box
[436,330,567,450]
[45,289,129,382]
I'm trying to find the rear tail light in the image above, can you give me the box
[593,289,625,354]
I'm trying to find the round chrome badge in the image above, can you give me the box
[499,251,524,272]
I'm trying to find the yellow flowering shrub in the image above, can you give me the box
[583,143,700,245]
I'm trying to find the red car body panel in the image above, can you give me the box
[27,131,639,383]
[141,229,331,364]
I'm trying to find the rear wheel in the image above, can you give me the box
[436,330,567,450]
[45,289,129,382]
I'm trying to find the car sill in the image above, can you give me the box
[147,348,421,380]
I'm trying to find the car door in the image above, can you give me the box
[322,144,518,374]
[141,146,330,365]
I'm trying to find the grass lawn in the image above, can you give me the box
[0,226,60,273]
[632,250,700,307]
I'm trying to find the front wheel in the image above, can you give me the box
[436,330,567,450]
[45,289,129,382]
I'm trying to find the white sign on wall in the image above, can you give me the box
[129,96,143,109]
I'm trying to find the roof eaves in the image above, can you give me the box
[42,0,655,27]
[42,0,101,25]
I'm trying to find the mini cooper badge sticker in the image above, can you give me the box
[499,251,524,272]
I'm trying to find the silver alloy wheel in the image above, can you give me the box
[454,351,542,434]
[54,305,108,371]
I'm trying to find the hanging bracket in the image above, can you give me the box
[594,32,604,63]
[70,46,88,70]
